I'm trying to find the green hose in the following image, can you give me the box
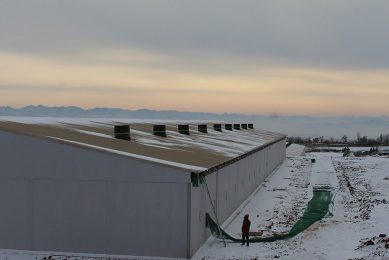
[206,187,333,243]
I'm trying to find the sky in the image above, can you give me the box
[1,1,389,116]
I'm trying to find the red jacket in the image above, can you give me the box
[241,215,251,234]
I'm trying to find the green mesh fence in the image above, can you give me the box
[205,187,333,243]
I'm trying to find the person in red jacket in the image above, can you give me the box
[241,214,251,246]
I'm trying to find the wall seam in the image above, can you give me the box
[187,183,191,258]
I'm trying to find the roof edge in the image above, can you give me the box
[198,135,287,176]
[0,128,204,173]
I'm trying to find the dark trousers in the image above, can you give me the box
[242,233,249,246]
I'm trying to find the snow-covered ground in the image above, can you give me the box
[0,250,183,260]
[1,144,389,260]
[193,144,389,260]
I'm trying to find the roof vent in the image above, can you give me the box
[198,124,208,133]
[153,125,167,137]
[225,124,233,131]
[178,124,190,135]
[248,123,254,129]
[114,125,131,141]
[241,124,248,129]
[213,123,222,132]
[233,124,241,130]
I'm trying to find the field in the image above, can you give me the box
[193,144,389,260]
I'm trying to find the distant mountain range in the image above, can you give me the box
[1,105,389,139]
[0,105,243,119]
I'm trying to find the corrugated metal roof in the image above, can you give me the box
[0,117,285,171]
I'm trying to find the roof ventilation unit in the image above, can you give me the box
[233,124,241,130]
[248,123,254,129]
[241,124,248,129]
[114,125,131,141]
[225,124,233,131]
[153,125,167,137]
[178,124,190,135]
[198,124,208,133]
[213,123,222,132]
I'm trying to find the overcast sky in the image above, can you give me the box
[1,1,389,116]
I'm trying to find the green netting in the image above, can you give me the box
[205,188,333,243]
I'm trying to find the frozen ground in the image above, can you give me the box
[193,144,389,260]
[1,144,389,260]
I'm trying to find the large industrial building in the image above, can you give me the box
[0,117,286,258]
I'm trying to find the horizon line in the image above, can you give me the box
[1,104,388,118]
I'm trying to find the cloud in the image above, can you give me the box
[1,1,389,69]
[1,49,389,115]
[1,1,389,115]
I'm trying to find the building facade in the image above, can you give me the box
[0,118,286,258]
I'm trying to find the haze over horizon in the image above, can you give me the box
[2,105,389,139]
[1,1,389,116]
[2,104,389,118]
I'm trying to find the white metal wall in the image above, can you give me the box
[0,129,286,258]
[189,138,286,256]
[0,130,190,258]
